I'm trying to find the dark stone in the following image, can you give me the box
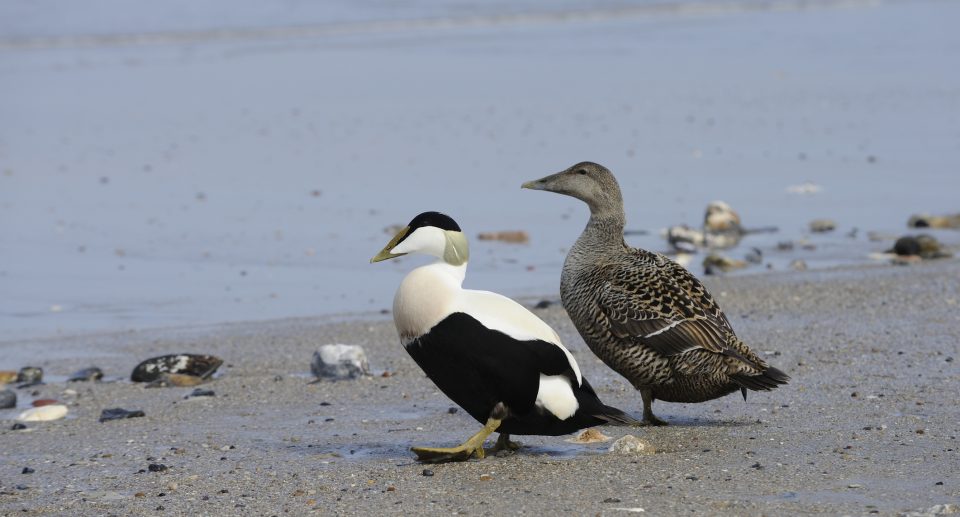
[131,354,223,382]
[0,389,15,409]
[421,469,434,477]
[533,299,553,309]
[447,407,458,414]
[148,464,167,473]
[11,423,27,431]
[187,389,215,398]
[603,498,621,503]
[68,367,104,382]
[100,408,146,422]
[21,467,34,474]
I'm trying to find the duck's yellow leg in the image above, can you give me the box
[412,403,507,463]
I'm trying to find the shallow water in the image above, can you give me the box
[2,0,959,343]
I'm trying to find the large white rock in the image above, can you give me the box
[311,344,370,380]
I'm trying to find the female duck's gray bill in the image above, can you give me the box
[370,226,409,263]
[521,179,544,190]
[521,170,564,191]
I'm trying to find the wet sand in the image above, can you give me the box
[2,260,958,515]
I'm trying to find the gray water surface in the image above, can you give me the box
[2,0,958,343]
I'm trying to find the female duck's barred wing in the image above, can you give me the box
[655,252,736,333]
[595,250,759,367]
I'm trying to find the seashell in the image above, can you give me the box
[68,367,104,382]
[566,428,612,444]
[131,354,223,382]
[0,389,16,409]
[16,366,43,384]
[17,404,68,422]
[311,345,370,381]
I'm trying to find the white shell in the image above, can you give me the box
[17,404,68,422]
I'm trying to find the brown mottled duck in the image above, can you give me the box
[523,162,789,425]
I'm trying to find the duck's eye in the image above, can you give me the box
[577,168,588,175]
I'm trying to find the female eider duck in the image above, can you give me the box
[522,162,789,425]
[371,211,637,462]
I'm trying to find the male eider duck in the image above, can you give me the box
[522,162,789,425]
[371,211,637,462]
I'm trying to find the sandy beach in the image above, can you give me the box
[2,260,958,515]
[3,0,960,514]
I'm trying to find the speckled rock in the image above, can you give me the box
[608,435,655,455]
[311,345,370,380]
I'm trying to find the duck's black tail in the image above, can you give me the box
[578,377,642,426]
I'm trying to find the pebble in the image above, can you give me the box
[703,253,748,275]
[476,230,529,244]
[891,234,952,260]
[17,404,68,422]
[148,463,168,473]
[186,388,216,399]
[146,373,206,388]
[21,467,34,474]
[908,213,960,229]
[11,423,27,430]
[608,435,656,455]
[479,474,493,481]
[790,259,808,272]
[603,497,622,503]
[68,367,104,382]
[99,407,146,422]
[567,428,612,444]
[131,354,223,383]
[311,344,370,380]
[0,389,15,409]
[31,399,61,407]
[0,370,17,385]
[16,366,43,384]
[422,469,434,477]
[809,219,836,233]
[901,504,960,517]
[447,407,458,414]
[533,299,554,309]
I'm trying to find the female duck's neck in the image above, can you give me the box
[577,208,626,250]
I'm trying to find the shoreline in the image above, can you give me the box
[2,259,958,514]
